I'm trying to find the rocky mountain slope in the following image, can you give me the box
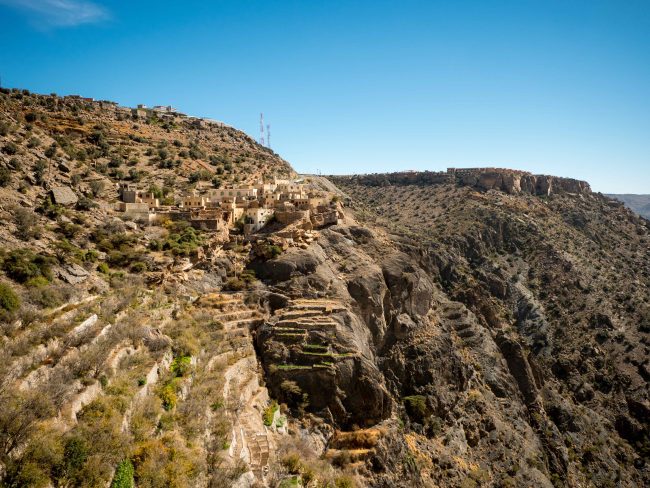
[322,171,649,487]
[0,88,648,488]
[608,194,650,219]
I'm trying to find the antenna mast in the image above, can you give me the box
[259,113,265,146]
[266,124,271,149]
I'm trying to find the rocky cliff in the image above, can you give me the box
[305,174,649,487]
[334,168,591,196]
[0,87,648,488]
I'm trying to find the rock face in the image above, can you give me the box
[252,175,649,487]
[331,168,591,196]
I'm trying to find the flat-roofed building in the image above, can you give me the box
[207,187,258,202]
[181,192,209,208]
[243,206,275,234]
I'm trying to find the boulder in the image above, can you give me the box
[50,186,78,206]
[57,263,89,284]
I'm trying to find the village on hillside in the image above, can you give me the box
[114,177,343,238]
[21,94,345,247]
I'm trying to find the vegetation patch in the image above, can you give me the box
[0,282,20,312]
[263,400,279,426]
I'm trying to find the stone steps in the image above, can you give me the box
[275,319,339,329]
[283,306,346,315]
[278,309,328,318]
[291,298,343,305]
[274,332,307,343]
[219,309,259,322]
[223,317,263,329]
[227,328,249,338]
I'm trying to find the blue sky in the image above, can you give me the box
[1,1,648,193]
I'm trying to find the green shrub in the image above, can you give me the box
[0,168,11,187]
[89,180,104,197]
[403,395,428,421]
[129,262,147,273]
[57,222,82,238]
[14,208,40,240]
[148,239,163,251]
[76,197,97,211]
[44,144,57,159]
[25,276,49,288]
[223,278,245,291]
[3,142,18,155]
[334,476,356,488]
[28,284,66,309]
[83,250,99,262]
[263,401,278,426]
[2,249,54,283]
[27,136,41,148]
[159,383,178,411]
[0,121,11,136]
[170,355,192,377]
[268,245,282,258]
[32,161,47,185]
[97,262,109,274]
[110,459,134,488]
[163,224,202,257]
[0,283,20,312]
[62,436,88,477]
[54,239,85,262]
[280,453,302,474]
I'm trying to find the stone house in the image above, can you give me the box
[119,183,159,208]
[116,202,150,220]
[181,192,209,208]
[243,205,275,234]
[207,187,258,202]
[131,108,148,119]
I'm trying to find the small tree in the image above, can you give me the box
[44,144,57,159]
[0,283,20,312]
[14,208,40,240]
[90,180,105,197]
[2,142,18,155]
[33,160,47,185]
[0,168,11,187]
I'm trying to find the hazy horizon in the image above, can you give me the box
[1,0,648,193]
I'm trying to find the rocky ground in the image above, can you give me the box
[0,87,648,488]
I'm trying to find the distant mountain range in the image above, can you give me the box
[608,194,650,219]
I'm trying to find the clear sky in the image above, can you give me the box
[1,1,648,193]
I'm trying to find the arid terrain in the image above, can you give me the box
[609,194,650,219]
[0,89,648,488]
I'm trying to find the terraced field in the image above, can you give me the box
[263,298,358,373]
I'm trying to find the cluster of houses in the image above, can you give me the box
[61,95,228,128]
[129,104,227,128]
[117,178,342,237]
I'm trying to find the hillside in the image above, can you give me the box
[324,170,649,486]
[0,88,649,488]
[608,194,650,219]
